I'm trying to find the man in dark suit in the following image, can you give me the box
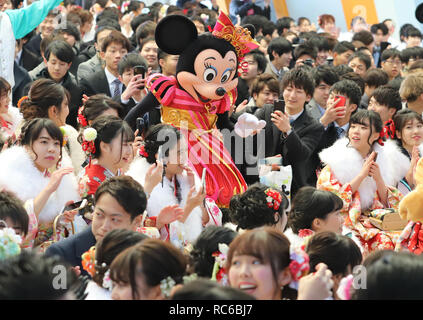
[12,62,32,106]
[34,39,82,128]
[255,67,324,196]
[45,176,147,277]
[15,31,43,73]
[79,30,131,98]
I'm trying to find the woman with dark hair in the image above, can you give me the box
[285,186,347,248]
[226,227,334,300]
[77,94,122,128]
[0,76,22,140]
[77,115,135,199]
[385,109,423,194]
[127,123,222,248]
[229,182,289,233]
[352,250,423,299]
[84,229,148,300]
[0,118,79,248]
[189,225,237,279]
[110,238,187,300]
[305,231,362,300]
[20,78,85,174]
[318,109,408,251]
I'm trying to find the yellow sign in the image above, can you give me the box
[341,0,379,29]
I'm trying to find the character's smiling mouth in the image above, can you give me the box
[194,88,212,103]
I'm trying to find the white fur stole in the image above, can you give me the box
[0,146,80,222]
[319,138,409,210]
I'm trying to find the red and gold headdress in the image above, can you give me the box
[211,11,259,59]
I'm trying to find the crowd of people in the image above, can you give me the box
[1,0,423,301]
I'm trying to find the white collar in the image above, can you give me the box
[288,110,304,122]
[334,122,349,131]
[269,60,281,75]
[104,67,119,86]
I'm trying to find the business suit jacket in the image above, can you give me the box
[305,98,323,122]
[112,94,136,119]
[18,46,42,72]
[45,226,96,277]
[255,104,324,195]
[77,54,103,83]
[12,61,32,106]
[79,69,112,97]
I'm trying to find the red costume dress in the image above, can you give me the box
[147,75,247,207]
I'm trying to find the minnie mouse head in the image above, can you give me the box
[154,13,258,104]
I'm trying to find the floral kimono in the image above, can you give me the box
[317,138,409,251]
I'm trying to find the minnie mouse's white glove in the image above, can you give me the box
[234,113,266,138]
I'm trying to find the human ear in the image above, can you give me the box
[48,105,59,119]
[99,51,105,60]
[131,214,143,229]
[349,103,358,113]
[396,130,401,139]
[278,267,292,287]
[99,140,110,155]
[311,218,321,231]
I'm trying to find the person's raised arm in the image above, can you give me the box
[124,92,159,131]
[5,0,62,40]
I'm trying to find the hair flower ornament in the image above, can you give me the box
[102,269,113,291]
[139,144,149,158]
[82,127,97,155]
[160,276,176,298]
[288,245,310,290]
[81,246,96,278]
[264,188,282,211]
[77,105,88,128]
[17,95,29,109]
[211,243,229,286]
[0,221,22,260]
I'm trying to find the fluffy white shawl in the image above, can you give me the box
[63,125,85,175]
[127,157,203,244]
[0,146,80,222]
[319,138,409,210]
[7,106,23,134]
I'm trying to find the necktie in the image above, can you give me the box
[336,126,344,139]
[112,78,121,97]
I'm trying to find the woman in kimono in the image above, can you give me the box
[317,110,409,251]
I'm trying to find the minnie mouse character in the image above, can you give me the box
[125,12,259,207]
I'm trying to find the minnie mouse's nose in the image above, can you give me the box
[216,87,226,96]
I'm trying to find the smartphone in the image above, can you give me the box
[136,117,145,136]
[62,199,87,214]
[201,167,207,190]
[273,99,285,113]
[133,65,146,89]
[304,58,314,67]
[374,152,378,162]
[334,95,346,108]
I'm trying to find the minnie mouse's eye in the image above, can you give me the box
[203,66,217,82]
[221,69,232,83]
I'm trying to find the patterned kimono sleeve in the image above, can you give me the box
[204,198,222,227]
[317,165,353,213]
[386,186,403,211]
[21,199,38,249]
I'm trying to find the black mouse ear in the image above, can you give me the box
[242,24,256,39]
[416,3,423,23]
[155,15,198,55]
